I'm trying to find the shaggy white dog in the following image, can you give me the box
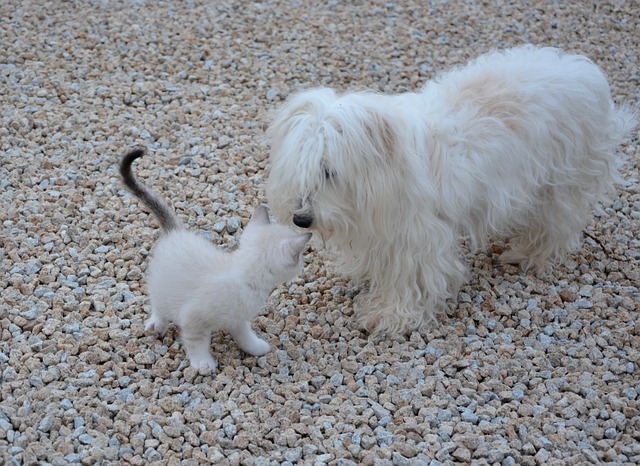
[266,45,636,335]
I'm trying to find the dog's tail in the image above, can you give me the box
[119,149,181,232]
[608,104,638,188]
[610,104,638,144]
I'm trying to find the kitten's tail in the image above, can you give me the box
[119,149,180,232]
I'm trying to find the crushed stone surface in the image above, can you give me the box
[1,1,638,465]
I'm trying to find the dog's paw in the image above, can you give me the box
[355,293,436,337]
[365,313,406,337]
[354,294,391,335]
[498,250,552,274]
[356,305,406,337]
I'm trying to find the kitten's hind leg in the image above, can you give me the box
[229,321,270,357]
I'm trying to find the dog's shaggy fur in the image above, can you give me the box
[266,45,637,335]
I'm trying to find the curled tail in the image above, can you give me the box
[119,149,180,232]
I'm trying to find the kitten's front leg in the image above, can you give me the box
[181,325,217,373]
[145,311,169,335]
[229,321,270,356]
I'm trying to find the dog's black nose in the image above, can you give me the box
[293,214,313,229]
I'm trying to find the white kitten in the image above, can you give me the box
[119,149,311,373]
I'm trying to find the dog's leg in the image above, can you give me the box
[354,223,467,335]
[500,186,590,271]
[500,225,582,272]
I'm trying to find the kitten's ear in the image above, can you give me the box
[284,233,312,262]
[249,205,271,226]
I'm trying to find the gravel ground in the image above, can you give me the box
[1,1,639,465]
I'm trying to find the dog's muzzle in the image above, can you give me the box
[293,213,313,229]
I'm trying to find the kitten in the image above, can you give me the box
[119,149,311,373]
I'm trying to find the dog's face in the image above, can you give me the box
[266,88,404,242]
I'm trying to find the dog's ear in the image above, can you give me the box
[365,107,397,158]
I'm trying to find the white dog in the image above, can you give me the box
[266,45,636,335]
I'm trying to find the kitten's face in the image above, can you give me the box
[241,205,312,283]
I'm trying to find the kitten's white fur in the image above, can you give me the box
[120,150,311,372]
[266,45,637,335]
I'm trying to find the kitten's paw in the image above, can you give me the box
[189,356,218,373]
[243,338,270,357]
[145,316,168,335]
